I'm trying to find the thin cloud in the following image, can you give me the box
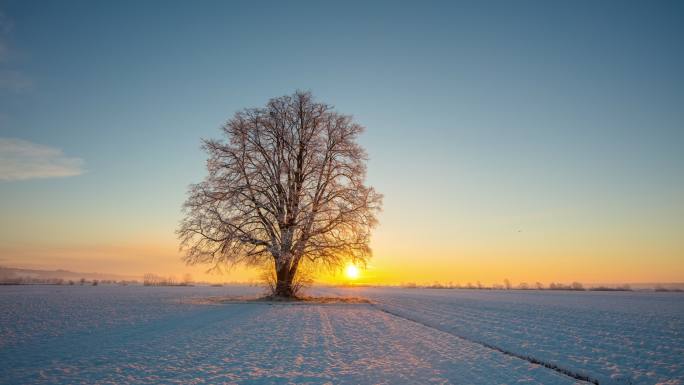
[0,69,31,91]
[0,41,7,63]
[0,10,31,90]
[0,11,13,63]
[0,138,85,181]
[0,11,12,34]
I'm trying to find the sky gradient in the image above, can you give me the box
[0,1,682,284]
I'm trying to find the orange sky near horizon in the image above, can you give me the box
[1,162,682,285]
[1,227,682,285]
[2,163,682,285]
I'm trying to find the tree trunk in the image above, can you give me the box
[274,265,295,297]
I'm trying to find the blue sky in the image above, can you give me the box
[0,1,682,283]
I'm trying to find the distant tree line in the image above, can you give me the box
[0,276,137,286]
[143,273,193,287]
[399,279,639,292]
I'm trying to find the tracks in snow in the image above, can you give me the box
[371,304,600,385]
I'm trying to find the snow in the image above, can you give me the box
[320,287,684,385]
[1,285,682,384]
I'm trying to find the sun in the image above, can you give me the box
[344,264,360,280]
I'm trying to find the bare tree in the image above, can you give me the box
[178,91,382,297]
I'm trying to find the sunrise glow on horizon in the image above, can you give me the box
[0,1,682,286]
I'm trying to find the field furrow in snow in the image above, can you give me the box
[330,287,684,385]
[0,286,584,384]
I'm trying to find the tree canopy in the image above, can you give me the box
[178,91,382,296]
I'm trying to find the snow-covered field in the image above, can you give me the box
[332,287,684,385]
[0,285,682,384]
